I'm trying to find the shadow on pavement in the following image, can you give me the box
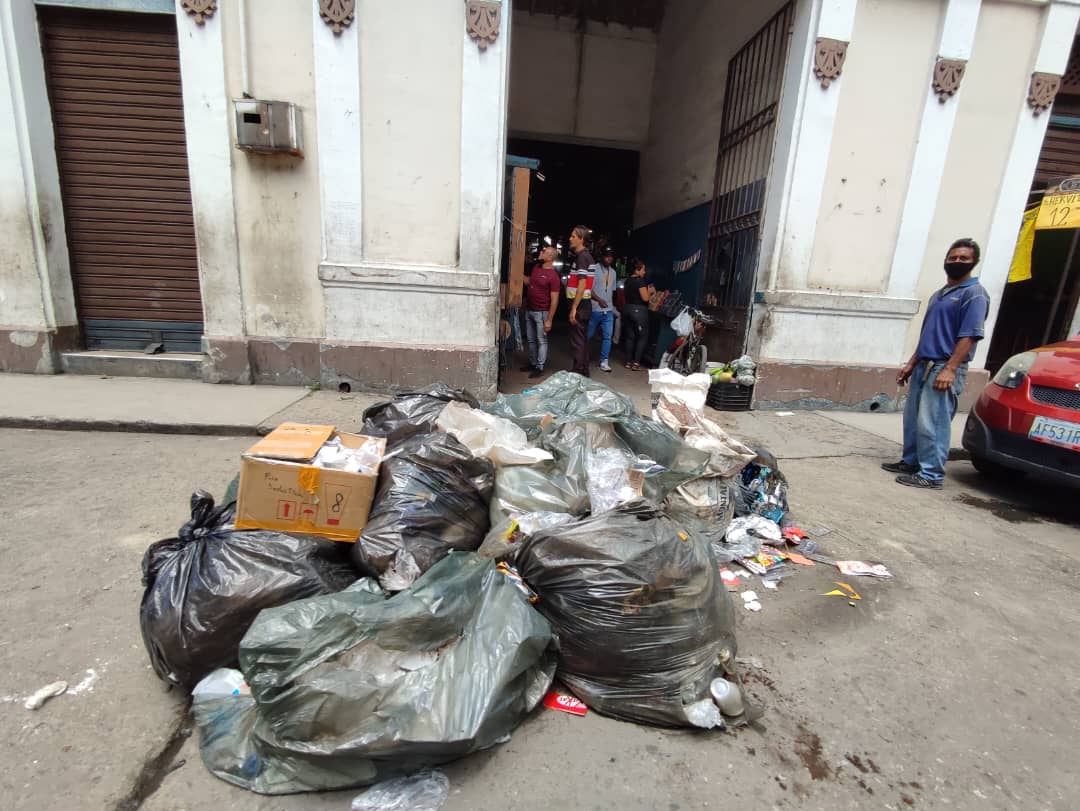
[950,461,1080,527]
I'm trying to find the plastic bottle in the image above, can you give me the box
[709,677,744,716]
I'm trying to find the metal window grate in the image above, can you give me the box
[1031,384,1080,411]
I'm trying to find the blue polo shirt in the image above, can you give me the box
[915,277,990,362]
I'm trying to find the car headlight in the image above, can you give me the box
[992,351,1037,389]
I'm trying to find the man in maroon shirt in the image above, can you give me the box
[522,245,561,378]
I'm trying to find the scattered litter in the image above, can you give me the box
[738,548,786,576]
[710,677,745,716]
[24,681,67,710]
[719,568,742,588]
[543,691,588,716]
[782,526,807,543]
[785,552,815,567]
[775,411,795,417]
[836,560,893,578]
[761,579,778,590]
[822,582,861,601]
[741,590,762,611]
[351,771,451,811]
[67,669,99,696]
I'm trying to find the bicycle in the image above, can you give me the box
[659,307,715,374]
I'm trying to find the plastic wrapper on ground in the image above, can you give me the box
[435,401,553,466]
[351,433,494,591]
[515,502,752,728]
[139,491,356,690]
[361,385,480,449]
[193,554,556,795]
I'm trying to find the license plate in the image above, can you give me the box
[1028,415,1080,451]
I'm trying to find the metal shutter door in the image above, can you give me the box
[39,7,203,352]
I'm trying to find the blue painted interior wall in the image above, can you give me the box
[630,202,710,358]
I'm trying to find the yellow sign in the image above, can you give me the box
[1035,176,1080,230]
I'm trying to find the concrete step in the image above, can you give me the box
[60,350,202,380]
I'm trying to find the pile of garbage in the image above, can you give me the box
[137,371,843,799]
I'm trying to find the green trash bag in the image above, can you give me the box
[193,553,556,795]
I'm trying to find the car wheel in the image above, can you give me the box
[970,454,1019,478]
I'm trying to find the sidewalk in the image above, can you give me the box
[814,409,967,454]
[0,373,384,435]
[0,373,912,462]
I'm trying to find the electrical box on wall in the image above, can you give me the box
[234,100,303,157]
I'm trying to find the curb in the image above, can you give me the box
[0,417,259,437]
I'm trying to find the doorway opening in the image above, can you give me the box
[499,0,797,396]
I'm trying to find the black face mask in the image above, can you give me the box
[944,261,973,280]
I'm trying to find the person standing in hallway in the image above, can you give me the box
[623,259,653,371]
[521,245,561,379]
[567,225,595,377]
[882,238,990,489]
[588,246,618,373]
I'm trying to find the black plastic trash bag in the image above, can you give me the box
[193,553,556,795]
[140,491,357,689]
[351,433,494,591]
[515,502,748,728]
[361,384,480,449]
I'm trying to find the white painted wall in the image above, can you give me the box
[217,0,323,339]
[0,0,77,331]
[808,0,944,293]
[360,0,463,267]
[904,0,1044,356]
[508,12,655,146]
[634,0,791,228]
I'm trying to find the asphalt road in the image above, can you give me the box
[0,427,1076,811]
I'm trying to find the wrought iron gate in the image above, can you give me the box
[702,2,795,361]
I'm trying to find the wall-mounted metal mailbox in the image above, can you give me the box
[234,100,303,156]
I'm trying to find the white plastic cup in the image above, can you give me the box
[709,677,744,716]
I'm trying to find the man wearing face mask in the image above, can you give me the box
[882,238,990,489]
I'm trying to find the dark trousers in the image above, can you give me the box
[570,302,592,376]
[624,304,649,364]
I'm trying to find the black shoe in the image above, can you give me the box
[528,367,544,379]
[881,460,918,474]
[895,473,943,490]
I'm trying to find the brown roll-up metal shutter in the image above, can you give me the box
[39,7,203,352]
[1035,117,1080,187]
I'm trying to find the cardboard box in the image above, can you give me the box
[235,423,385,542]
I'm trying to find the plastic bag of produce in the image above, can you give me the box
[361,385,479,449]
[193,554,556,795]
[139,491,356,689]
[515,502,752,728]
[351,433,494,591]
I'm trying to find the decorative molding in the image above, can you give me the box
[319,262,495,296]
[812,37,848,89]
[319,0,355,35]
[1027,71,1061,116]
[179,0,216,24]
[932,57,966,103]
[465,0,501,50]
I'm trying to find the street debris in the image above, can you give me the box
[24,681,67,710]
[130,371,894,796]
[822,582,862,601]
[351,771,450,811]
[543,690,589,716]
[836,560,894,578]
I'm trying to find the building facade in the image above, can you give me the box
[2,0,1078,407]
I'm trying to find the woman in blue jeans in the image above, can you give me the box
[622,260,653,371]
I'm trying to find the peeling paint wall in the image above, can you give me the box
[808,0,943,293]
[221,0,324,339]
[360,0,463,266]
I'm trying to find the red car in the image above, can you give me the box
[963,334,1080,486]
